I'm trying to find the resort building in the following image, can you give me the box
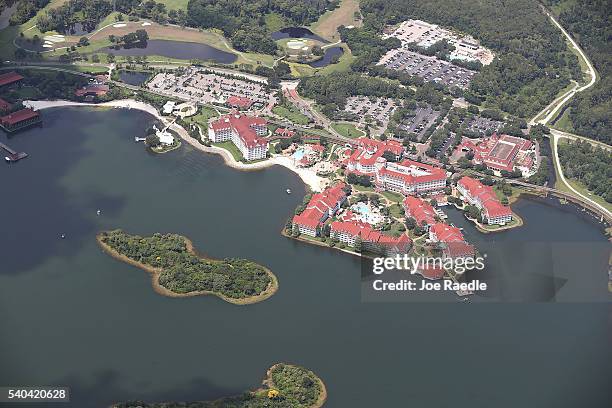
[428,223,475,261]
[292,183,348,236]
[345,137,405,176]
[375,160,447,195]
[459,133,537,177]
[403,196,437,231]
[75,83,109,99]
[208,112,268,161]
[0,71,24,88]
[456,176,512,225]
[0,108,41,132]
[226,95,254,110]
[330,221,412,255]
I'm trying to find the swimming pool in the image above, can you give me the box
[354,202,370,215]
[292,148,305,160]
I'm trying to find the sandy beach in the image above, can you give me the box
[24,99,327,191]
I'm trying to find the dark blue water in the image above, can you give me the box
[0,108,610,408]
[105,40,237,64]
[271,26,329,43]
[118,70,151,86]
[309,46,344,68]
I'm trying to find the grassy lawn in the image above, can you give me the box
[331,122,364,138]
[213,141,243,162]
[382,191,403,203]
[552,107,575,133]
[155,0,189,11]
[389,203,404,219]
[352,184,374,193]
[185,105,219,128]
[310,0,362,42]
[272,104,310,125]
[265,13,289,32]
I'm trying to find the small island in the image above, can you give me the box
[97,230,278,304]
[112,363,327,408]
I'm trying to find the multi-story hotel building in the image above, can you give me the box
[292,183,348,237]
[375,160,447,195]
[456,176,512,225]
[428,222,475,261]
[403,196,438,231]
[208,113,268,161]
[330,221,412,255]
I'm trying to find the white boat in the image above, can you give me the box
[286,189,292,194]
[96,209,101,216]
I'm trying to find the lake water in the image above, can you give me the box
[309,47,344,68]
[0,108,610,408]
[117,70,151,86]
[271,27,329,43]
[105,40,237,64]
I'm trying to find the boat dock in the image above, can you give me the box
[1,141,28,162]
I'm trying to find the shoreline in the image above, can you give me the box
[96,233,278,305]
[24,99,327,191]
[262,363,328,408]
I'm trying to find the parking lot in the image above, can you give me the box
[396,105,442,141]
[379,49,476,89]
[147,68,277,108]
[465,116,503,136]
[343,96,398,136]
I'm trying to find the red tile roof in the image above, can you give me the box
[430,223,464,243]
[292,183,347,229]
[331,220,412,248]
[211,113,268,149]
[0,71,24,87]
[0,108,39,126]
[457,176,511,218]
[403,196,437,226]
[227,95,253,109]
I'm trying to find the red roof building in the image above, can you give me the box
[375,160,447,195]
[330,220,412,255]
[456,176,512,225]
[275,127,295,138]
[292,183,348,236]
[0,108,40,132]
[0,71,24,87]
[428,222,475,260]
[209,112,268,161]
[458,133,536,176]
[403,196,437,230]
[226,95,254,109]
[75,84,109,97]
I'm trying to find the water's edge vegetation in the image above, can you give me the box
[112,363,327,408]
[97,230,278,304]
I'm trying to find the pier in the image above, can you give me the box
[1,141,28,162]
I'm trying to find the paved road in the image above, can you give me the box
[529,7,610,219]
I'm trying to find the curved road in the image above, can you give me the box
[532,8,610,219]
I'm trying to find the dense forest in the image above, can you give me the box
[114,364,324,408]
[298,71,412,117]
[98,230,273,300]
[558,140,612,203]
[343,0,577,118]
[187,0,338,53]
[545,0,611,144]
[8,0,50,25]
